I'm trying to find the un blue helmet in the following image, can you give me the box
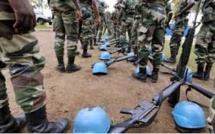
[161,53,166,62]
[100,38,107,43]
[104,42,110,47]
[127,52,135,62]
[172,101,206,130]
[100,52,111,61]
[135,65,152,76]
[184,67,193,83]
[92,62,108,74]
[99,45,107,51]
[73,106,111,133]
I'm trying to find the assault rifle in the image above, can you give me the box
[168,0,203,106]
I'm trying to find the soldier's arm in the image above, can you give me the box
[8,0,36,33]
[91,0,100,23]
[72,0,81,10]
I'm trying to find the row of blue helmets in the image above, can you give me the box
[73,101,206,133]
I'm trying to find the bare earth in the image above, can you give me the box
[4,30,215,133]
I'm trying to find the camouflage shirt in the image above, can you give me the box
[0,0,15,20]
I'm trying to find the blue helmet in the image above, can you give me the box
[104,42,110,47]
[92,62,108,74]
[100,52,111,61]
[73,106,111,133]
[135,65,152,76]
[127,52,135,62]
[99,45,107,51]
[161,53,166,62]
[100,38,107,43]
[184,67,193,83]
[172,101,206,130]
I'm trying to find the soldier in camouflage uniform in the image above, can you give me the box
[193,0,215,81]
[0,0,70,132]
[106,11,114,40]
[132,0,168,83]
[165,0,195,63]
[50,0,82,73]
[80,0,100,58]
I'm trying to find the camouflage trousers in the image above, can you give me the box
[207,96,215,132]
[131,19,141,55]
[120,17,134,44]
[81,17,94,47]
[194,22,215,64]
[169,18,188,56]
[97,22,105,41]
[0,21,46,113]
[137,8,166,70]
[52,11,78,57]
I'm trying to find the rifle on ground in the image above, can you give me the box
[168,0,203,106]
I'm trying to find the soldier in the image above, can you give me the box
[117,0,137,52]
[165,0,195,63]
[0,0,69,132]
[193,0,215,81]
[132,0,168,83]
[49,0,82,72]
[80,0,100,58]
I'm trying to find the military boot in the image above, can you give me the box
[66,56,81,73]
[94,38,98,46]
[151,68,159,83]
[56,56,65,72]
[25,106,69,133]
[0,103,26,132]
[204,63,213,81]
[89,40,94,50]
[82,46,92,58]
[193,63,204,80]
[132,67,147,82]
[165,56,176,63]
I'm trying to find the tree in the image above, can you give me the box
[30,0,49,13]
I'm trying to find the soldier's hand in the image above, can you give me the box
[76,10,82,21]
[96,18,101,25]
[8,0,36,34]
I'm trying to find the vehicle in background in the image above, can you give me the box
[34,11,52,25]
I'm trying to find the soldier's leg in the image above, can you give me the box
[132,25,152,82]
[62,12,81,72]
[166,20,187,63]
[0,26,69,132]
[97,23,103,41]
[207,96,215,133]
[81,20,93,58]
[151,27,165,83]
[193,24,210,80]
[53,14,66,72]
[205,33,215,80]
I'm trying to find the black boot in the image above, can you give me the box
[82,46,92,58]
[132,67,147,82]
[56,56,65,72]
[94,38,98,46]
[165,56,176,63]
[193,63,204,80]
[204,63,213,81]
[89,40,94,50]
[151,68,159,83]
[0,103,26,133]
[25,106,69,133]
[66,56,81,73]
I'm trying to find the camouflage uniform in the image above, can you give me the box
[50,0,80,72]
[167,0,191,62]
[208,77,215,132]
[133,0,168,82]
[106,11,114,39]
[0,0,46,114]
[193,0,215,80]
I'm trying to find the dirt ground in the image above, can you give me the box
[4,30,215,133]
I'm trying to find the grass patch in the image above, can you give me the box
[36,23,52,29]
